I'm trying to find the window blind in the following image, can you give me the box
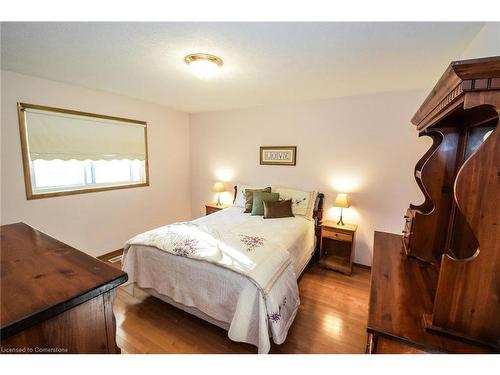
[25,109,147,161]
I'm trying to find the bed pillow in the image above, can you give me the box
[244,187,271,212]
[251,192,279,216]
[272,186,317,219]
[263,199,294,219]
[234,184,270,207]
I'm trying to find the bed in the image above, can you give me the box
[121,186,324,353]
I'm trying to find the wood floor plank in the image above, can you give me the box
[112,264,371,354]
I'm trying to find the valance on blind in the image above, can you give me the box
[25,109,147,161]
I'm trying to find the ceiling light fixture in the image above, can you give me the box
[184,53,223,80]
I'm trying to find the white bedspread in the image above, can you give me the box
[121,206,315,353]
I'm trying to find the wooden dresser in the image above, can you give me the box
[367,56,500,354]
[0,223,128,354]
[367,232,492,354]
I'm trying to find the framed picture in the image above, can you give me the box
[259,146,297,166]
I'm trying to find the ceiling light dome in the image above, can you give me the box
[184,53,223,80]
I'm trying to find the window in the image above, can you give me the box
[18,103,149,199]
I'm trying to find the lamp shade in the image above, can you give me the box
[334,193,350,208]
[212,182,226,193]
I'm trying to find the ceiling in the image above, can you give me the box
[1,22,484,113]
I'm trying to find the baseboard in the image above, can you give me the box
[353,262,372,270]
[97,248,124,262]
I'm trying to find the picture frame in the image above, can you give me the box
[259,146,297,166]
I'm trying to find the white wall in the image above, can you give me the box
[1,71,191,257]
[461,23,500,59]
[189,90,431,266]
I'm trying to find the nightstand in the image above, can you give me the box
[205,203,228,215]
[319,220,357,275]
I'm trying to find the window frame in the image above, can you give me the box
[17,102,150,200]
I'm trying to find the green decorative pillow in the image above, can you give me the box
[263,199,294,219]
[244,187,271,213]
[251,192,279,216]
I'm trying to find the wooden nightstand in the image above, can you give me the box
[319,220,357,275]
[205,203,228,215]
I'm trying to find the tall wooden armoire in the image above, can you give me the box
[367,56,499,353]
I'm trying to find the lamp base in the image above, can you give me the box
[216,194,222,206]
[336,208,345,226]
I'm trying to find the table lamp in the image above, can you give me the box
[334,193,350,226]
[212,182,226,206]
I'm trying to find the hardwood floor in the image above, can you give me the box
[111,264,371,354]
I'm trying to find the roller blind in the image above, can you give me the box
[25,109,147,161]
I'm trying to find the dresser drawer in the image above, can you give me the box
[322,229,352,242]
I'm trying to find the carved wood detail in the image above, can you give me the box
[463,77,500,91]
[405,128,460,265]
[425,98,500,349]
[401,56,500,351]
[412,56,500,130]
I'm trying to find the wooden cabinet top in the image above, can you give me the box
[0,223,128,339]
[368,231,493,353]
[411,55,500,130]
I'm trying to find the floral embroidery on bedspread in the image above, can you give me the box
[172,238,199,257]
[240,235,265,252]
[269,297,287,323]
